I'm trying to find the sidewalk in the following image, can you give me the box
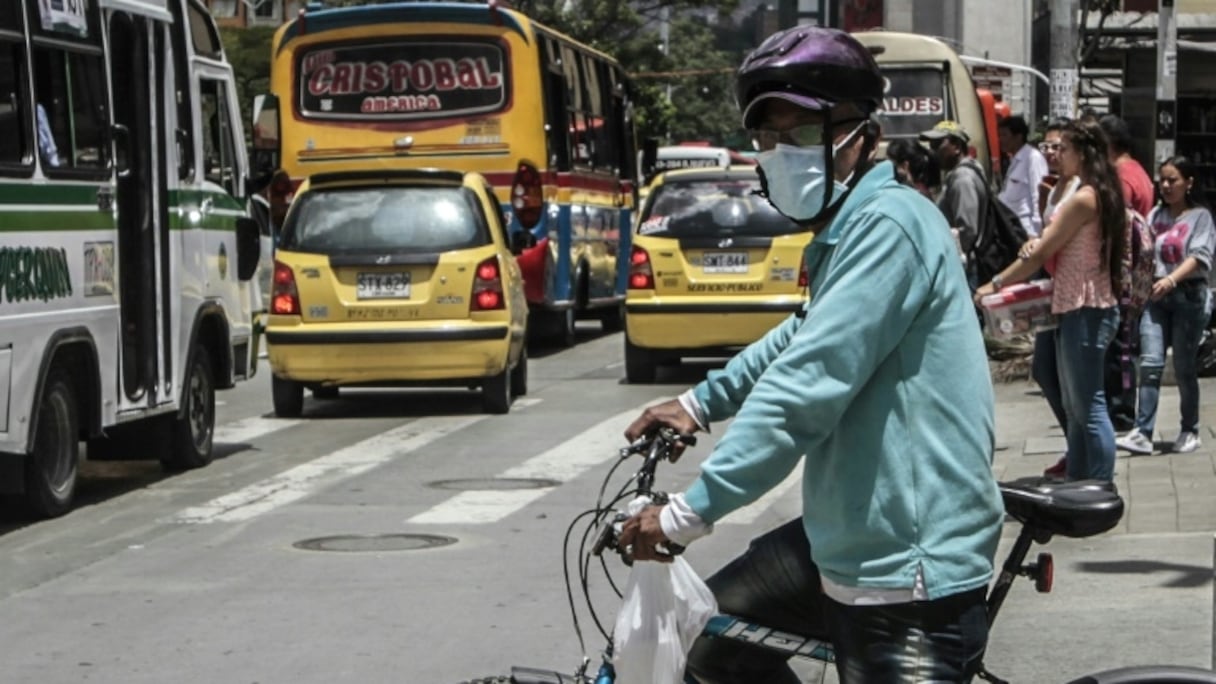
[801,376,1216,683]
[983,375,1216,680]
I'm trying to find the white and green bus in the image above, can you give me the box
[0,0,263,517]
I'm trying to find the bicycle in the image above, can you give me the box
[461,429,1216,684]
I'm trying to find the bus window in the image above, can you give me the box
[187,0,223,59]
[541,36,570,170]
[30,46,107,173]
[879,67,950,139]
[0,26,29,168]
[200,78,238,196]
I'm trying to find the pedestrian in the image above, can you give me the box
[618,26,1004,684]
[885,137,936,198]
[921,120,989,288]
[998,115,1050,237]
[1116,156,1216,455]
[1033,119,1080,478]
[974,119,1126,481]
[1099,114,1155,434]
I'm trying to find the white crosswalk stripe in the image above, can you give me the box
[407,403,668,524]
[173,414,485,523]
[213,416,303,444]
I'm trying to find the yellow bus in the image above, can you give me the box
[254,0,640,346]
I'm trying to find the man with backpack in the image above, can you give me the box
[921,121,989,288]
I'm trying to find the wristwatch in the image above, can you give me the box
[992,275,1004,291]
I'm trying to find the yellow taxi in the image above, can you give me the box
[265,169,528,415]
[624,167,812,383]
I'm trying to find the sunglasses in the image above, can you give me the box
[749,118,868,152]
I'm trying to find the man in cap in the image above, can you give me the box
[921,120,990,287]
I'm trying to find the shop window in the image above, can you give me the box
[252,0,281,22]
[0,39,29,167]
[199,78,238,196]
[209,0,239,18]
[31,46,108,174]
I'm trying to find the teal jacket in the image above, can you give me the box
[686,161,1003,599]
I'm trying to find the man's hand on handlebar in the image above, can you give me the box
[618,504,676,564]
[624,399,699,462]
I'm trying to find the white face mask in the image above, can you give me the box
[756,120,867,222]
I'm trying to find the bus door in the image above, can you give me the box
[107,7,172,411]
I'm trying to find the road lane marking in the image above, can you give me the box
[213,416,303,444]
[174,414,484,524]
[407,401,669,524]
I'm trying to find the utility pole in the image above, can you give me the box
[1155,0,1178,165]
[1049,0,1079,120]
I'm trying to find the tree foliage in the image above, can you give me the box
[220,25,276,133]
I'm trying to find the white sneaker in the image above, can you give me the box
[1116,430,1153,454]
[1172,431,1202,453]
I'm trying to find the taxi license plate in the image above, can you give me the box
[703,252,748,274]
[357,272,411,299]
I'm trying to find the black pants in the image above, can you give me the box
[685,520,990,684]
[1105,305,1139,432]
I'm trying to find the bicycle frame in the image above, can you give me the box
[467,430,1216,684]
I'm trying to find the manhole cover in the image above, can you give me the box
[428,477,560,491]
[292,533,457,552]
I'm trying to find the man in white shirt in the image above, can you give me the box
[997,115,1049,236]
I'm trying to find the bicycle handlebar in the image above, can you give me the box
[591,429,697,564]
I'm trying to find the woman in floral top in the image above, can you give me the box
[975,119,1126,481]
[1117,157,1216,455]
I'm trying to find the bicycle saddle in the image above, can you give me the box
[999,477,1124,538]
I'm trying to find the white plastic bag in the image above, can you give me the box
[611,498,717,684]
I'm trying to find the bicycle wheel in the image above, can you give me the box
[1066,665,1216,683]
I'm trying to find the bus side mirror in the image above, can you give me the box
[236,217,261,281]
[251,93,281,177]
[640,137,659,185]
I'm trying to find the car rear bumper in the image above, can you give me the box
[625,299,803,349]
[266,323,513,384]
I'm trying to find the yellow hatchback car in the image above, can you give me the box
[266,169,528,415]
[624,167,812,383]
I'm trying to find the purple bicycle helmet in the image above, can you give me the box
[737,27,883,128]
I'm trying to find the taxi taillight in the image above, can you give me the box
[473,256,505,310]
[511,162,543,229]
[628,246,653,290]
[798,259,808,288]
[271,260,300,315]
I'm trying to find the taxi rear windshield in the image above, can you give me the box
[280,186,488,254]
[638,179,798,238]
[296,39,509,121]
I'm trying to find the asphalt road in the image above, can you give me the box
[0,324,1211,684]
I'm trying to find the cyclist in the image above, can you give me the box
[619,26,1005,684]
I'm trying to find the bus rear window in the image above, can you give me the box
[297,40,509,121]
[878,67,949,138]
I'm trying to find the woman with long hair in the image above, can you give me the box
[1117,156,1216,455]
[975,119,1126,480]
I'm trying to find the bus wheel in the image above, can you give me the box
[24,370,79,518]
[551,309,576,348]
[624,337,657,384]
[163,346,215,471]
[273,375,304,418]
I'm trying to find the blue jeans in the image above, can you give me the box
[685,520,989,684]
[1055,306,1120,481]
[1135,282,1210,438]
[1032,329,1067,433]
